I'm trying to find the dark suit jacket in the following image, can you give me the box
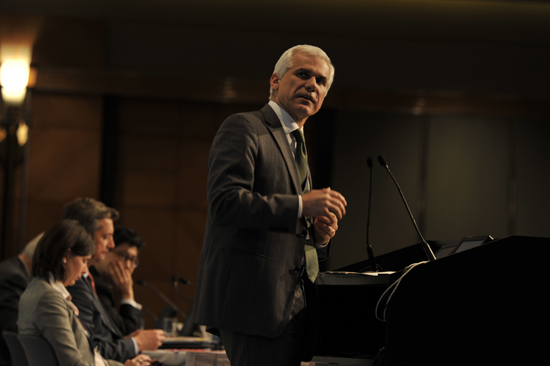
[89,266,143,336]
[67,276,137,362]
[0,256,29,366]
[192,104,329,338]
[18,278,121,366]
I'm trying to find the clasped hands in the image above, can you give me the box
[302,187,347,246]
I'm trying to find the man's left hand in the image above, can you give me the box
[313,212,338,246]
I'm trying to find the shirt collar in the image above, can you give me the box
[48,272,72,300]
[268,101,300,135]
[49,272,80,316]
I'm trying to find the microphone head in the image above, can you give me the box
[367,156,373,168]
[179,277,194,286]
[136,279,146,286]
[377,155,387,167]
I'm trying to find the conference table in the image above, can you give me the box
[144,337,371,365]
[144,349,369,366]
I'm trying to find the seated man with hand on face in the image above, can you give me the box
[63,198,165,363]
[91,225,145,336]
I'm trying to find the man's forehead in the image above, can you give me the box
[291,53,330,76]
[95,218,114,232]
[113,243,138,254]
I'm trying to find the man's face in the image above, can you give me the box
[270,52,331,125]
[92,218,115,264]
[96,242,139,279]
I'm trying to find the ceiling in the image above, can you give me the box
[1,0,549,52]
[0,0,550,98]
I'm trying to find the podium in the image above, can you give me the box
[384,235,548,365]
[314,271,397,363]
[315,236,548,366]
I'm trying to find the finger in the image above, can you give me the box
[331,199,347,218]
[322,212,338,225]
[110,262,123,279]
[314,220,335,238]
[328,205,344,220]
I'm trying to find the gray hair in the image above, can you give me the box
[61,197,119,236]
[21,232,44,258]
[269,44,335,99]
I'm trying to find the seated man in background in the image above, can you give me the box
[91,225,145,335]
[0,233,42,366]
[63,198,165,362]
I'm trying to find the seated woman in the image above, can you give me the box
[18,219,152,366]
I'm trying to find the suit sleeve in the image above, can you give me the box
[95,336,136,363]
[207,114,300,233]
[118,304,144,334]
[35,290,95,366]
[97,291,143,335]
[68,278,137,361]
[0,271,27,333]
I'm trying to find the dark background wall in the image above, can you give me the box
[1,0,549,327]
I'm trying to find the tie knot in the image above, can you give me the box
[292,128,305,142]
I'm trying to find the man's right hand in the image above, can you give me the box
[128,329,166,351]
[109,260,134,300]
[302,187,347,219]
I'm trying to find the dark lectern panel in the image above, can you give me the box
[315,272,397,359]
[384,235,548,366]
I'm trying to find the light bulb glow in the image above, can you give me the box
[1,60,30,105]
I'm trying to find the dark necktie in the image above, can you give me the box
[292,128,308,190]
[292,128,318,282]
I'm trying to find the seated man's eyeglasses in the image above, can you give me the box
[114,251,139,268]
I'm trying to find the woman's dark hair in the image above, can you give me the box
[32,219,95,281]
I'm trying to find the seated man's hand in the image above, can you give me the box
[109,260,134,300]
[128,329,166,351]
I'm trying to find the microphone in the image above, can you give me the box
[377,155,436,262]
[171,276,193,306]
[136,279,188,320]
[364,157,379,272]
[141,305,159,324]
[177,276,195,287]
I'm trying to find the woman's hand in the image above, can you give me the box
[124,354,154,366]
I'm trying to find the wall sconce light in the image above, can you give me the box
[0,45,31,106]
[0,44,33,257]
[1,60,30,105]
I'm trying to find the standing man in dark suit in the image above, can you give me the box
[63,198,164,362]
[91,225,145,335]
[0,233,41,366]
[192,45,347,366]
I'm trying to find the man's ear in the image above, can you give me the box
[270,73,280,93]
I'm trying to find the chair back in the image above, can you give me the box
[2,331,29,366]
[17,334,59,366]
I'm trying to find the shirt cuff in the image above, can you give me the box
[130,337,139,355]
[121,298,143,310]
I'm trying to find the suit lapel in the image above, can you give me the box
[84,271,123,338]
[260,104,302,194]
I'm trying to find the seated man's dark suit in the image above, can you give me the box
[0,256,30,366]
[67,276,137,362]
[89,266,143,335]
